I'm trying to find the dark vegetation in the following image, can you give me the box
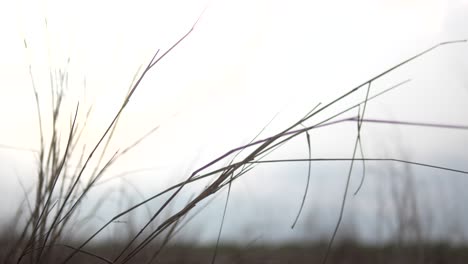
[1,12,468,264]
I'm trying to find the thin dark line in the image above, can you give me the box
[356,118,468,130]
[291,131,312,229]
[247,158,468,175]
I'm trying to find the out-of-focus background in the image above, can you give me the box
[1,0,468,263]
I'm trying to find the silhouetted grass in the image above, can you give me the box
[1,11,467,264]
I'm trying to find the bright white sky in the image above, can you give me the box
[1,0,467,157]
[1,0,468,243]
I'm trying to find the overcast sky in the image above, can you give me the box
[1,0,468,244]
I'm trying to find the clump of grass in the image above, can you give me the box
[1,12,467,264]
[3,13,202,264]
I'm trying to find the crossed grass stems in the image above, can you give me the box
[6,16,468,264]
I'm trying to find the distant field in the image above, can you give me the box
[3,238,468,264]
